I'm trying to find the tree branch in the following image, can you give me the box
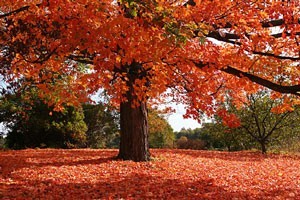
[193,61,300,96]
[205,32,241,45]
[204,30,300,61]
[265,112,291,140]
[0,1,51,19]
[214,18,300,29]
[242,125,259,140]
[222,66,300,96]
[252,51,300,61]
[67,55,93,65]
[0,6,31,19]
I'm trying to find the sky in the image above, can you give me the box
[166,104,202,132]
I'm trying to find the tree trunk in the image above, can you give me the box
[117,62,150,162]
[227,145,231,152]
[118,100,150,161]
[260,141,267,154]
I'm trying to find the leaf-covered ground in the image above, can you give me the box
[1,149,299,199]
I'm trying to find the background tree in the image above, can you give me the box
[1,1,300,161]
[175,128,211,150]
[148,109,174,148]
[274,125,300,152]
[231,91,299,154]
[83,103,120,149]
[198,122,250,151]
[0,135,5,149]
[175,124,253,151]
[175,128,196,140]
[196,91,300,154]
[0,90,87,149]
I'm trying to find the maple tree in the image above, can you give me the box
[1,0,300,161]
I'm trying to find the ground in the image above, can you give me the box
[0,149,299,199]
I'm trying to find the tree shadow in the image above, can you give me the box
[2,172,250,199]
[3,171,298,199]
[0,149,118,178]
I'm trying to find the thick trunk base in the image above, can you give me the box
[118,101,150,162]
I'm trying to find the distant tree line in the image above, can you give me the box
[0,90,175,149]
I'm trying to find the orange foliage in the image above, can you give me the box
[1,149,300,199]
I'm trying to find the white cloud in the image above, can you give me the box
[166,104,201,132]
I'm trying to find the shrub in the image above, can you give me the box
[176,136,206,150]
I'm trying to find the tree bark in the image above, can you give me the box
[117,62,150,162]
[260,141,267,154]
[118,100,150,161]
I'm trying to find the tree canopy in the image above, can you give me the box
[1,0,300,116]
